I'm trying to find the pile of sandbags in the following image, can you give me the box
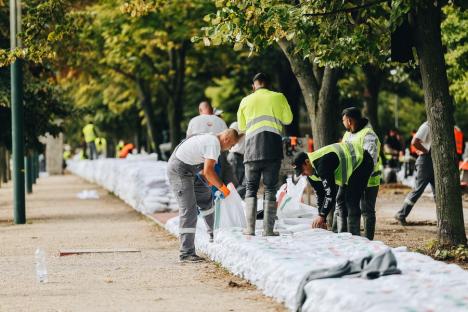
[165,216,468,312]
[67,158,178,213]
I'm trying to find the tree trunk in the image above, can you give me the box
[362,64,383,137]
[315,67,341,147]
[136,78,160,155]
[278,39,340,149]
[412,4,467,246]
[277,53,301,136]
[168,44,187,151]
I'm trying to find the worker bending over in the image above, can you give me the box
[167,129,241,263]
[293,142,373,234]
[238,73,293,236]
[337,107,381,239]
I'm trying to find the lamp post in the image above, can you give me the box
[10,0,26,224]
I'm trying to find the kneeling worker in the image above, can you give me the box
[293,142,373,234]
[167,129,241,263]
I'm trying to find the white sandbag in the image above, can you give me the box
[214,183,246,230]
[277,177,317,219]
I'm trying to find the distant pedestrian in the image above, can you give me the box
[186,101,227,137]
[227,122,246,198]
[395,121,434,224]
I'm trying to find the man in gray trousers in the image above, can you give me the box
[167,129,241,263]
[395,121,435,224]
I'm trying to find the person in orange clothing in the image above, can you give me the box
[454,126,464,162]
[118,143,134,158]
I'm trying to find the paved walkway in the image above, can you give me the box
[0,175,284,312]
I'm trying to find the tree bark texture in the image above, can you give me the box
[278,39,340,149]
[412,4,467,246]
[363,64,383,137]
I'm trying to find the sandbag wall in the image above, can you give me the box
[67,157,178,214]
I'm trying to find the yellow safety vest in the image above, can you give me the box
[95,137,107,153]
[343,127,382,187]
[237,89,293,137]
[308,142,363,186]
[82,124,96,143]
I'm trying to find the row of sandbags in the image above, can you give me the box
[165,216,468,312]
[67,157,178,214]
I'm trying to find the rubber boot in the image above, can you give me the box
[242,197,257,235]
[337,214,348,233]
[347,214,361,236]
[362,215,375,240]
[263,200,279,236]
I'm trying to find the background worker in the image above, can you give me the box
[384,128,403,169]
[293,142,373,234]
[454,125,464,162]
[227,122,246,198]
[95,137,107,158]
[167,129,241,263]
[82,121,98,160]
[186,101,236,186]
[337,107,381,239]
[395,121,435,225]
[238,72,293,236]
[186,101,227,137]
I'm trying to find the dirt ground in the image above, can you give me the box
[0,175,285,312]
[373,184,468,268]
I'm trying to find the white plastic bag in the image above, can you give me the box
[277,177,312,218]
[214,183,246,229]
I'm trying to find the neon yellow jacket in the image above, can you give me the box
[342,125,382,187]
[237,88,293,161]
[308,142,364,186]
[82,124,97,143]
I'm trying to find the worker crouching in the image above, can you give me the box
[167,129,241,263]
[293,142,373,234]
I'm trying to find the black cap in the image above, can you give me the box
[252,72,270,85]
[292,152,309,176]
[341,107,362,120]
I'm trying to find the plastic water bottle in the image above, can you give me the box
[35,248,48,283]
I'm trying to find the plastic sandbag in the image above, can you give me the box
[214,183,246,229]
[277,177,312,218]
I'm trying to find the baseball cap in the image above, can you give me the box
[292,152,309,176]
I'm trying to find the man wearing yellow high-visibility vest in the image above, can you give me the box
[237,73,293,236]
[337,107,381,239]
[292,141,373,233]
[82,122,98,160]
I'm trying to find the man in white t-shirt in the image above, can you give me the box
[186,101,227,137]
[395,121,434,224]
[167,129,241,263]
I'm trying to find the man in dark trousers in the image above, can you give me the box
[237,73,293,236]
[395,121,434,224]
[293,142,373,234]
[336,107,381,239]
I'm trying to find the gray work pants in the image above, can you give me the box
[334,152,374,236]
[167,157,214,257]
[396,154,435,219]
[245,160,281,201]
[87,141,98,160]
[227,152,246,198]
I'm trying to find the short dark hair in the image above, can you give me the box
[252,72,270,85]
[341,107,362,121]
